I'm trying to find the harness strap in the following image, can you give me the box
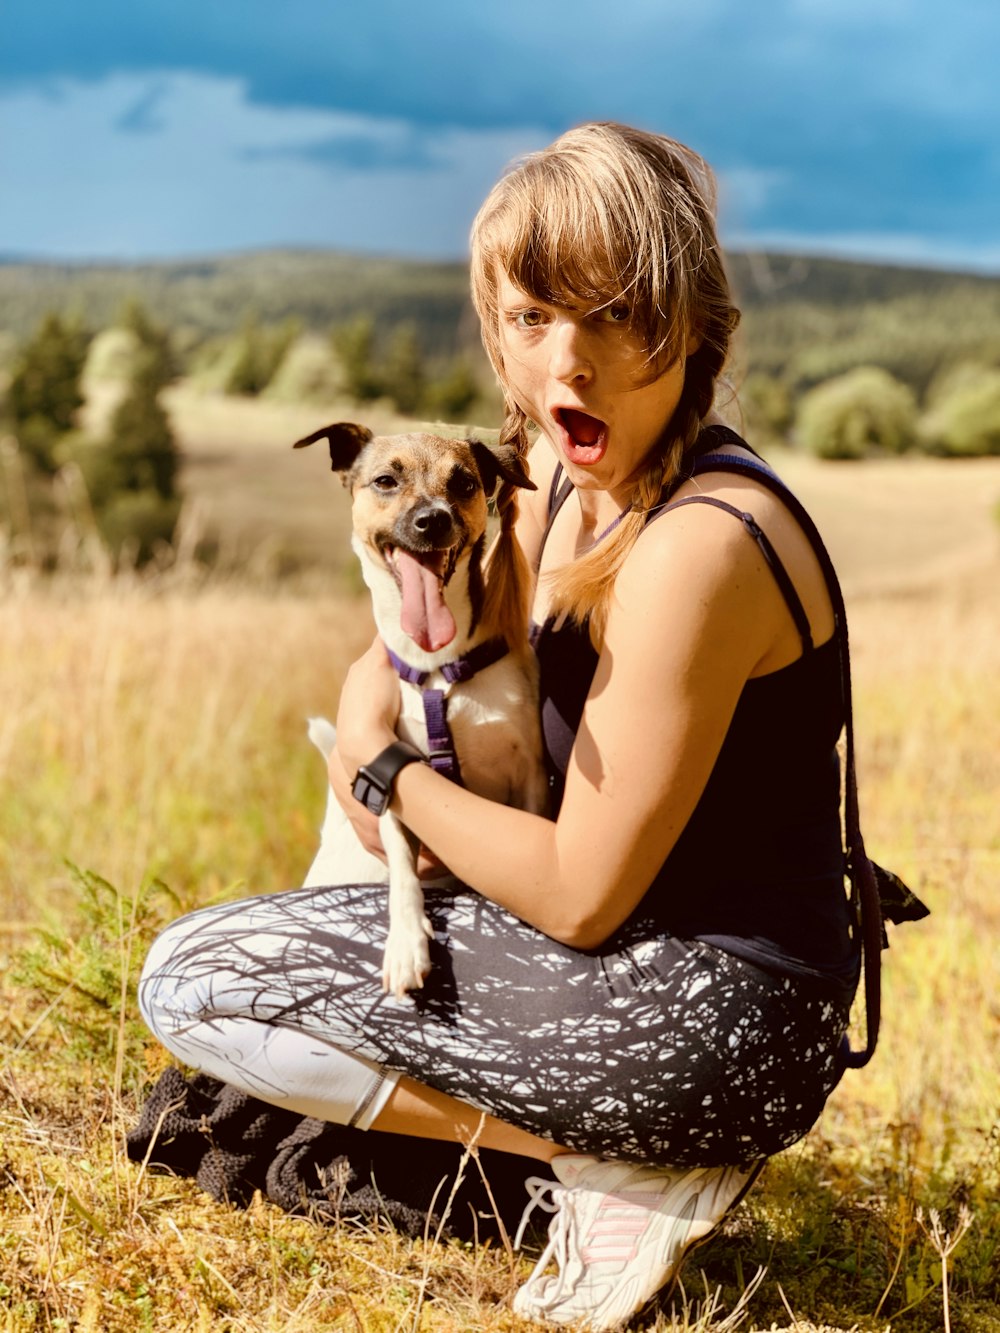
[384,636,511,785]
[422,688,458,780]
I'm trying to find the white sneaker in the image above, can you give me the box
[512,1153,761,1329]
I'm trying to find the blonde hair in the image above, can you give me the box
[470,121,740,645]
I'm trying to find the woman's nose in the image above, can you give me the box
[548,317,593,385]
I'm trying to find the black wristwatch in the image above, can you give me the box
[351,741,424,816]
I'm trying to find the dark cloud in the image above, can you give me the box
[3,0,997,264]
[8,0,988,135]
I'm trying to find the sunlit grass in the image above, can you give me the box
[1,479,998,1329]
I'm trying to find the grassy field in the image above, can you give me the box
[1,389,998,1331]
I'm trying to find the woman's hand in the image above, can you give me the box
[334,637,401,773]
[330,638,446,878]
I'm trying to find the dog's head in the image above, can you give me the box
[294,422,534,652]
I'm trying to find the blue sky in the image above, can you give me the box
[3,0,997,271]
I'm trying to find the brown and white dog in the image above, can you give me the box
[295,422,548,997]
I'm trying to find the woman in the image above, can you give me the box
[139,122,861,1329]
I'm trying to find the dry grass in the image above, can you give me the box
[1,393,998,1330]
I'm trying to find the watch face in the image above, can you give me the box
[352,742,422,817]
[352,769,388,816]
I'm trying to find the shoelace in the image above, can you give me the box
[513,1175,563,1251]
[513,1177,587,1309]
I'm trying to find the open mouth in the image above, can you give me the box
[555,408,608,465]
[383,544,459,652]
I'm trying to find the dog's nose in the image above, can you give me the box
[407,504,455,544]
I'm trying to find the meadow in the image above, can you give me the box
[1,389,998,1331]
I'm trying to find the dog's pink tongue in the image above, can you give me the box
[396,550,456,651]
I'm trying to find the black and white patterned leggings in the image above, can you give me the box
[139,880,853,1167]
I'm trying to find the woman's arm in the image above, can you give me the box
[336,499,792,949]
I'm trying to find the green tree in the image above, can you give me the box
[224,314,299,396]
[424,358,480,421]
[60,307,183,560]
[119,298,179,390]
[95,354,181,559]
[331,316,383,402]
[795,367,917,460]
[383,323,426,415]
[106,359,179,499]
[5,313,90,472]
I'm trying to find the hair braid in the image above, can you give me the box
[481,399,533,647]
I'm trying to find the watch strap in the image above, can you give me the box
[351,741,423,816]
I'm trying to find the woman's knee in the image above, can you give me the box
[138,909,217,1039]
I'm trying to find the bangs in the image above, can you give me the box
[471,125,715,373]
[500,171,643,312]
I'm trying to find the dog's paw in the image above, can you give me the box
[382,917,433,998]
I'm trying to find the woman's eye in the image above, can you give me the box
[514,308,545,329]
[596,301,631,324]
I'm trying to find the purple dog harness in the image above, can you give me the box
[384,637,510,783]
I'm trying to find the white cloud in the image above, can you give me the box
[0,72,548,259]
[716,167,788,228]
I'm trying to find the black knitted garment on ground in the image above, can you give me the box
[126,1067,548,1241]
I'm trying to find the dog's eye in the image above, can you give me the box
[448,470,479,499]
[372,474,399,492]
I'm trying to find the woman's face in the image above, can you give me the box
[495,270,689,503]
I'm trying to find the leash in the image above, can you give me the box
[384,636,510,784]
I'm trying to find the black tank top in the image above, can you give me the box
[532,427,859,990]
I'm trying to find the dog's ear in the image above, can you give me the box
[293,422,373,473]
[468,440,537,497]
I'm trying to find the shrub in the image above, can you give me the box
[424,359,481,422]
[83,326,141,383]
[919,365,1000,456]
[740,372,794,440]
[331,316,383,402]
[264,333,345,404]
[795,366,917,459]
[12,864,182,1064]
[96,488,183,561]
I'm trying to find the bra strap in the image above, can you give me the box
[658,495,814,653]
[536,464,575,573]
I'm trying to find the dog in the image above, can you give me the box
[294,422,549,997]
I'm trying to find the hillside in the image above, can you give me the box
[0,251,476,357]
[3,249,1000,389]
